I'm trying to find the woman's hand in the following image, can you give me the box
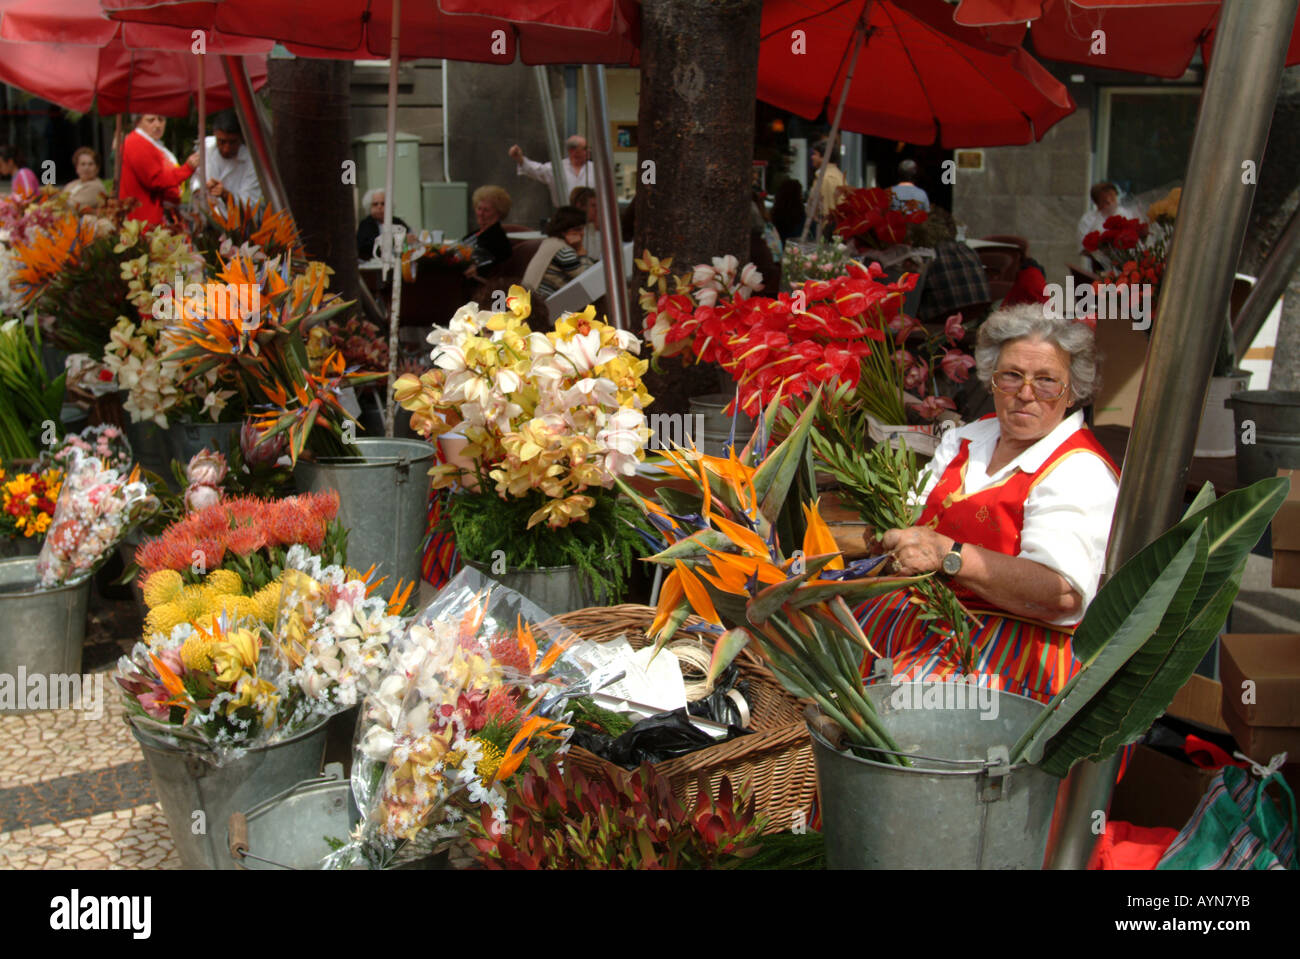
[880,526,954,576]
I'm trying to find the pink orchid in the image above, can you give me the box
[939,349,976,384]
[907,395,957,421]
[944,314,965,343]
[887,313,924,342]
[903,361,928,394]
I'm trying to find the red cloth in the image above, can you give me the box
[1002,262,1048,306]
[1088,820,1179,870]
[1184,733,1248,771]
[120,130,192,227]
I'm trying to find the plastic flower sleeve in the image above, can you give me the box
[270,545,408,735]
[114,610,285,766]
[330,567,583,868]
[37,448,157,588]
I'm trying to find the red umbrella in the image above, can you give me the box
[0,0,269,52]
[758,0,1076,148]
[0,34,267,116]
[100,0,639,64]
[953,0,1300,78]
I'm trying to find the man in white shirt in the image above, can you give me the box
[192,115,263,204]
[507,135,594,203]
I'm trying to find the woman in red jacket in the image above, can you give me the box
[120,114,199,227]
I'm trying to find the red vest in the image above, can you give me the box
[918,418,1119,599]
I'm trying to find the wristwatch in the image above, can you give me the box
[941,542,964,577]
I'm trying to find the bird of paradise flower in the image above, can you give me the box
[617,391,921,763]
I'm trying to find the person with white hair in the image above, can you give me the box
[858,302,1119,704]
[356,188,410,261]
[507,134,594,201]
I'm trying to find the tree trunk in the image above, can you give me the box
[268,59,361,305]
[635,0,762,416]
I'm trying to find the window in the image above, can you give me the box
[1096,87,1200,199]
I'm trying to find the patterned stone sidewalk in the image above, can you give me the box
[0,587,181,869]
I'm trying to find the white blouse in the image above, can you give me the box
[917,410,1119,626]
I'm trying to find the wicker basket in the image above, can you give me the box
[550,604,816,836]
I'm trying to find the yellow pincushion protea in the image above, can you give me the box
[205,593,260,624]
[252,581,283,625]
[203,569,245,595]
[145,602,190,640]
[472,737,504,783]
[141,569,184,609]
[180,634,215,672]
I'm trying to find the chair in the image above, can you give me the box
[979,234,1029,257]
[974,246,1023,302]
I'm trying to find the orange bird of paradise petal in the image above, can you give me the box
[648,567,686,637]
[674,560,721,625]
[149,652,187,701]
[801,499,845,571]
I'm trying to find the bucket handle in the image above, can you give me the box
[845,741,1013,769]
[229,812,249,863]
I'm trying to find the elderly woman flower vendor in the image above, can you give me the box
[859,303,1119,703]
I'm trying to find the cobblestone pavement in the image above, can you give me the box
[0,584,181,870]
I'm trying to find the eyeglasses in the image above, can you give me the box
[991,370,1068,400]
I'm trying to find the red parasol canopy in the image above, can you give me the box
[0,36,267,116]
[0,0,268,116]
[758,0,1076,148]
[100,0,639,64]
[953,0,1300,78]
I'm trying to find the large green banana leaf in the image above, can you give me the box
[1011,477,1288,774]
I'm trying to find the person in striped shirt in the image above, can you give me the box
[522,205,593,307]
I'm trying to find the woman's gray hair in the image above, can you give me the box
[973,303,1098,404]
[361,188,385,213]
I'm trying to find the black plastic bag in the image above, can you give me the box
[600,707,751,769]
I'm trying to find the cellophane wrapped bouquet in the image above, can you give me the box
[36,448,157,588]
[115,535,413,763]
[328,567,580,869]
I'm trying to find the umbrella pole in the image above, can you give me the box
[220,55,290,213]
[113,114,123,199]
[1234,203,1300,358]
[1043,0,1300,871]
[799,12,868,243]
[197,53,207,206]
[383,0,402,438]
[533,65,568,209]
[583,64,629,333]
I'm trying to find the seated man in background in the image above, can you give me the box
[890,159,930,212]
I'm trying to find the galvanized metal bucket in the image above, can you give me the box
[0,558,92,690]
[228,768,455,870]
[1194,373,1251,458]
[689,392,754,456]
[293,438,436,588]
[462,559,606,615]
[810,683,1060,869]
[123,415,172,483]
[229,767,360,870]
[169,420,242,465]
[131,716,329,870]
[1228,390,1300,486]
